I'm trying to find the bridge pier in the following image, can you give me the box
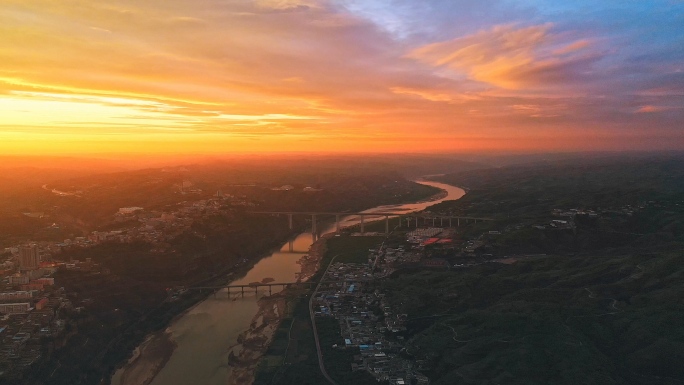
[288,214,293,230]
[449,217,452,227]
[311,214,317,240]
[440,218,443,226]
[415,216,418,228]
[432,218,435,227]
[288,240,294,252]
[360,215,365,234]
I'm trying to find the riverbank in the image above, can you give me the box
[224,232,331,385]
[109,240,296,385]
[225,293,290,385]
[297,234,330,282]
[416,188,448,203]
[116,331,176,385]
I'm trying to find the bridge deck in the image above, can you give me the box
[190,282,315,290]
[251,211,493,221]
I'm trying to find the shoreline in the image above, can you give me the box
[109,243,293,385]
[417,188,448,203]
[224,293,290,385]
[115,330,176,385]
[222,234,330,384]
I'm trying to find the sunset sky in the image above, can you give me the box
[1,0,683,155]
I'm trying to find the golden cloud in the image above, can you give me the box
[409,24,601,90]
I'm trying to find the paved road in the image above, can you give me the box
[309,254,339,385]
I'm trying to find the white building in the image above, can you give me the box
[0,302,31,314]
[118,207,144,215]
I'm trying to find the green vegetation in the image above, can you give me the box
[378,155,684,384]
[259,155,684,385]
[317,318,377,385]
[325,235,384,264]
[255,298,328,385]
[383,251,684,384]
[17,213,293,385]
[430,156,684,256]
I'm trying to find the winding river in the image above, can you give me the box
[112,180,465,385]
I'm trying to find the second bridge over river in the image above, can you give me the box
[252,211,493,240]
[189,281,316,295]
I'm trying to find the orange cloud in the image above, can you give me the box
[553,39,591,55]
[409,24,602,90]
[0,1,681,155]
[636,105,670,113]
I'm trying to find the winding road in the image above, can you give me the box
[309,254,339,385]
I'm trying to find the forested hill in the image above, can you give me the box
[384,155,684,384]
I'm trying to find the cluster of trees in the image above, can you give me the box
[380,155,684,384]
[383,250,684,384]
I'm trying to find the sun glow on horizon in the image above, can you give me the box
[1,0,683,155]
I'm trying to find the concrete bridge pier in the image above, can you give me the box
[415,217,418,228]
[288,214,293,230]
[432,218,436,226]
[312,214,317,240]
[360,215,365,234]
[288,240,294,252]
[449,217,452,227]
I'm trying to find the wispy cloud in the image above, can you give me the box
[0,0,682,154]
[408,23,604,89]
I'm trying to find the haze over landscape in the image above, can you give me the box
[1,1,684,385]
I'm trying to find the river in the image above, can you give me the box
[111,180,465,385]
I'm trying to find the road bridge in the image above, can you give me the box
[189,281,315,295]
[251,211,494,239]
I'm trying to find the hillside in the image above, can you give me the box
[381,155,684,384]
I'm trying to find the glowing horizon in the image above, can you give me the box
[1,0,683,155]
